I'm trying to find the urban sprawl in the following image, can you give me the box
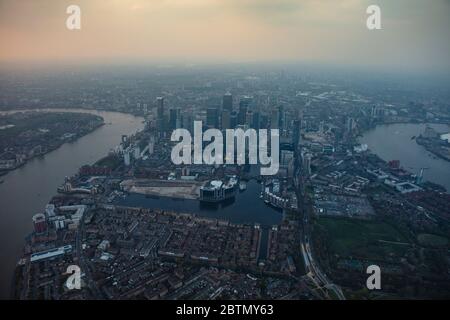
[2,67,449,299]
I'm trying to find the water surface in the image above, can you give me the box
[360,123,450,191]
[0,109,144,298]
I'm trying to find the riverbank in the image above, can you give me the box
[415,135,450,163]
[0,111,105,176]
[0,109,145,299]
[359,122,450,192]
[0,122,105,177]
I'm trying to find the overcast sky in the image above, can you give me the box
[1,0,449,72]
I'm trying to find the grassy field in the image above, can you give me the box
[316,217,410,260]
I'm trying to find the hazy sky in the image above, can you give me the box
[1,0,449,71]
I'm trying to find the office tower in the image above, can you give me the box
[45,204,55,217]
[206,107,219,128]
[156,97,165,134]
[293,119,301,147]
[62,181,72,193]
[223,92,233,112]
[371,105,377,118]
[270,109,279,129]
[281,150,294,166]
[32,213,47,234]
[230,111,238,129]
[319,121,325,133]
[134,146,141,160]
[124,152,131,166]
[370,105,384,119]
[221,109,231,129]
[302,152,312,175]
[238,108,246,125]
[346,117,355,135]
[176,114,182,129]
[156,97,164,120]
[252,112,260,130]
[238,96,252,125]
[278,105,285,130]
[181,167,190,176]
[245,110,253,127]
[260,114,268,129]
[281,150,295,178]
[148,139,154,155]
[182,111,194,133]
[169,108,179,130]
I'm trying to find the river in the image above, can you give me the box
[0,109,145,299]
[360,123,450,191]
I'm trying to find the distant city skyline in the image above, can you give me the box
[0,0,449,73]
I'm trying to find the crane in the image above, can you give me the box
[407,166,430,184]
